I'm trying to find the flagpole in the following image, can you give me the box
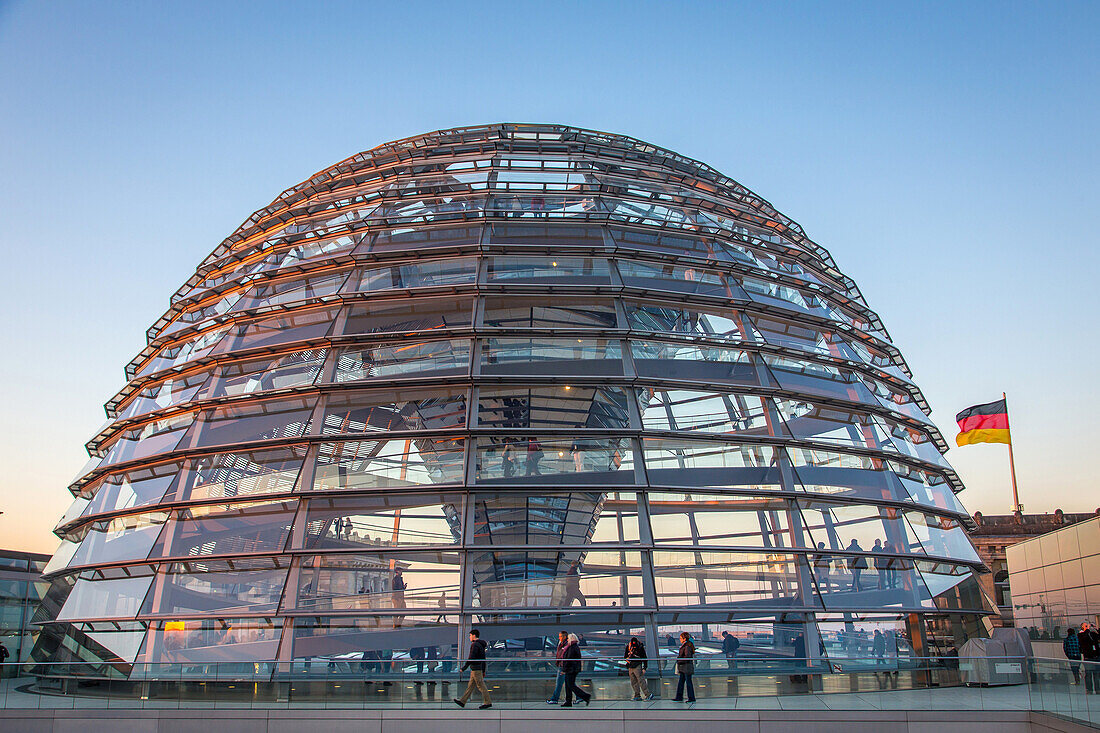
[1003,391,1022,513]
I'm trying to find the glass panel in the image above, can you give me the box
[369,224,482,253]
[151,499,296,558]
[311,438,465,490]
[340,297,474,335]
[293,553,461,612]
[618,260,748,298]
[142,617,282,663]
[481,296,618,329]
[638,389,785,436]
[477,385,630,430]
[471,491,639,545]
[762,354,878,405]
[329,340,470,383]
[475,437,635,484]
[68,512,169,568]
[612,228,745,263]
[141,559,289,615]
[100,413,194,467]
[630,340,764,385]
[80,463,180,517]
[57,572,154,621]
[648,493,794,548]
[774,398,894,451]
[624,300,758,341]
[206,348,327,398]
[641,438,783,489]
[489,223,606,247]
[320,388,467,434]
[348,257,477,291]
[480,337,623,376]
[469,550,644,609]
[651,550,818,608]
[917,562,995,613]
[302,494,462,549]
[137,326,229,377]
[486,255,610,284]
[188,397,315,448]
[215,305,339,353]
[905,513,981,563]
[116,370,210,421]
[289,615,456,663]
[170,446,308,502]
[799,499,919,557]
[233,270,349,311]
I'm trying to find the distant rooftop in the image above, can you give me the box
[969,509,1098,536]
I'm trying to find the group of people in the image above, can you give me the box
[813,539,902,592]
[453,629,706,710]
[1063,622,1100,693]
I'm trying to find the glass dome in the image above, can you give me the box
[33,123,993,678]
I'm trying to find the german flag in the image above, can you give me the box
[956,399,1011,447]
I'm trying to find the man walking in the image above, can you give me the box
[546,630,569,704]
[453,629,492,709]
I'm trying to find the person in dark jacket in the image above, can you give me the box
[453,629,492,709]
[560,633,591,707]
[624,636,652,700]
[1079,622,1100,694]
[1064,627,1082,685]
[673,632,696,703]
[546,630,569,704]
[721,630,740,671]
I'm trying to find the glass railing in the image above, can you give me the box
[0,656,1097,726]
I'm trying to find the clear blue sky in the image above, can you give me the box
[1,1,1097,552]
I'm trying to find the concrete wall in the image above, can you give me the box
[0,709,1094,733]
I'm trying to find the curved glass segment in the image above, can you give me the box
[38,124,988,677]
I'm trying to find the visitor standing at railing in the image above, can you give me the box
[453,629,492,709]
[560,633,592,707]
[624,636,653,700]
[1078,622,1100,694]
[721,630,740,671]
[673,632,696,703]
[545,630,569,704]
[1063,627,1081,685]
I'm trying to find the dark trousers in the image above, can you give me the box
[674,672,695,701]
[563,671,589,703]
[1085,656,1100,692]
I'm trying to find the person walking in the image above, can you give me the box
[721,630,740,671]
[673,632,696,703]
[624,636,652,700]
[546,630,569,704]
[560,633,591,707]
[453,629,492,709]
[1064,627,1081,685]
[1078,622,1100,694]
[847,539,866,591]
[871,540,887,589]
[563,560,587,607]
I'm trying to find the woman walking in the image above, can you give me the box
[673,632,696,703]
[624,636,653,700]
[560,633,591,707]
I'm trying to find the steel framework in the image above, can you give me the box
[33,124,993,676]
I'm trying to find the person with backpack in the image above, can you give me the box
[673,632,696,703]
[623,636,653,700]
[453,629,492,709]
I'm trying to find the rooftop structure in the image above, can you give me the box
[33,124,993,680]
